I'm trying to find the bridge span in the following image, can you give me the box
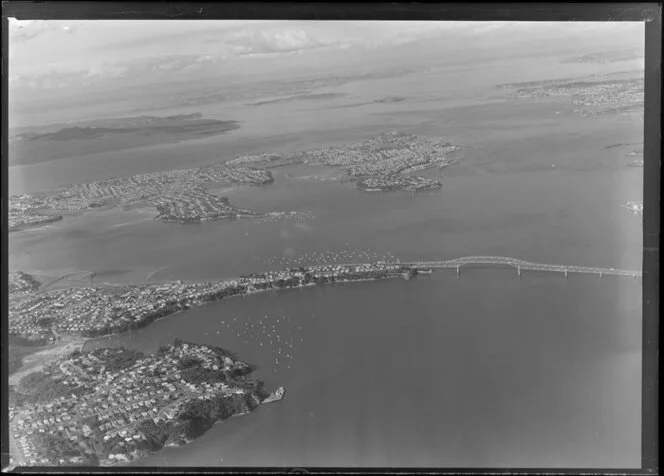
[399,256,642,278]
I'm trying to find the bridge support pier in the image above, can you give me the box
[599,272,603,279]
[564,269,568,278]
[456,266,460,276]
[517,267,521,277]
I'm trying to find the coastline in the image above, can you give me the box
[11,270,409,382]
[110,407,255,467]
[111,389,283,466]
[83,273,403,342]
[109,389,273,467]
[11,338,273,468]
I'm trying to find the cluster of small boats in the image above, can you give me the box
[262,246,399,268]
[622,201,643,214]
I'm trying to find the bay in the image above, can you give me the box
[90,270,641,468]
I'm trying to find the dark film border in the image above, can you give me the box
[1,2,660,474]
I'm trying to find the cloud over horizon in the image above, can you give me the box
[8,20,644,95]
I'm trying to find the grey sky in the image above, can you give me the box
[8,20,644,95]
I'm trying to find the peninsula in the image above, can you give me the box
[9,132,461,233]
[497,72,643,120]
[228,131,462,192]
[9,340,272,467]
[9,263,415,346]
[9,164,273,232]
[9,256,640,350]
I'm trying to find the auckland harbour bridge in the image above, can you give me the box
[399,256,642,278]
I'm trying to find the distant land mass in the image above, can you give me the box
[561,48,644,64]
[128,66,425,113]
[373,96,406,104]
[9,113,206,137]
[496,71,643,120]
[9,113,240,166]
[249,93,345,106]
[323,96,409,110]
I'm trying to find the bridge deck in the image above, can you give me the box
[400,257,641,277]
[303,257,641,277]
